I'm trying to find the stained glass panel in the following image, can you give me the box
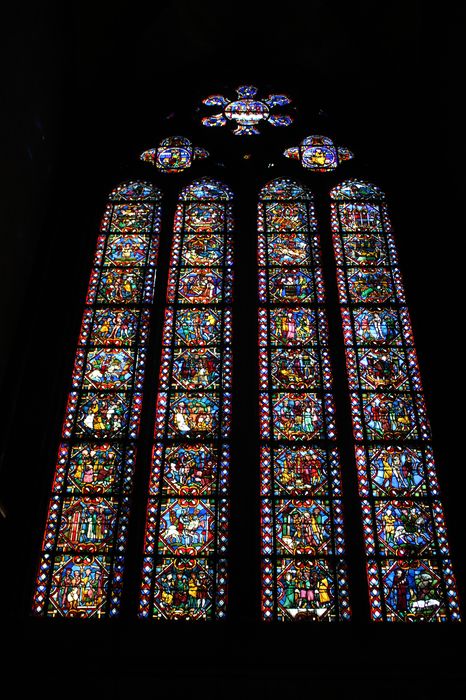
[140,178,233,620]
[259,178,350,621]
[331,179,461,622]
[284,135,354,171]
[33,181,162,618]
[140,136,209,173]
[202,86,293,135]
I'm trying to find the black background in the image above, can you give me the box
[1,1,465,694]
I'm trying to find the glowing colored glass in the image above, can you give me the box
[140,178,233,620]
[140,136,209,173]
[331,179,461,622]
[33,181,162,618]
[202,86,293,135]
[259,179,350,621]
[284,135,353,172]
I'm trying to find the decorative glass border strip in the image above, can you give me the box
[140,178,233,620]
[330,179,461,622]
[259,178,350,621]
[33,180,162,618]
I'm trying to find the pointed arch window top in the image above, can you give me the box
[140,137,209,174]
[109,180,162,201]
[33,179,164,618]
[285,135,353,172]
[260,178,312,201]
[330,179,385,201]
[202,85,293,136]
[180,178,234,201]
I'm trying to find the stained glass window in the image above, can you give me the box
[140,178,233,620]
[330,179,461,622]
[259,178,350,621]
[284,135,353,172]
[32,180,162,618]
[140,136,209,174]
[202,86,293,135]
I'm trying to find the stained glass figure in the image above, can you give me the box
[331,179,461,622]
[140,136,209,174]
[33,181,162,618]
[140,178,233,620]
[259,178,350,621]
[284,135,353,172]
[202,86,293,135]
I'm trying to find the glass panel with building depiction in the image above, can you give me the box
[33,181,162,618]
[140,178,233,620]
[330,179,461,622]
[259,178,350,621]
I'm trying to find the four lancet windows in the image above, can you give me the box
[31,88,461,622]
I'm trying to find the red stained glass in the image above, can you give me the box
[331,179,461,621]
[259,179,350,621]
[33,181,162,618]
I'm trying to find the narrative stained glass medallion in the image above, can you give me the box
[202,86,293,135]
[140,178,233,620]
[259,179,350,621]
[140,136,209,174]
[284,135,353,172]
[331,179,461,622]
[33,181,162,618]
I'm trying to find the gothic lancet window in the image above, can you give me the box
[29,90,461,627]
[330,179,461,622]
[259,178,350,621]
[140,178,233,620]
[33,181,162,618]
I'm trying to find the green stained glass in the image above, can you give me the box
[330,179,461,621]
[259,179,350,621]
[140,178,233,620]
[33,181,162,618]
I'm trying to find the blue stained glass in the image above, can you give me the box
[331,179,385,201]
[140,178,234,620]
[260,178,312,201]
[140,136,209,174]
[202,86,293,136]
[284,135,353,171]
[109,181,160,201]
[180,179,234,201]
[259,179,350,621]
[330,179,461,621]
[33,181,162,618]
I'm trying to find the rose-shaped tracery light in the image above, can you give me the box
[202,85,293,136]
[284,135,353,172]
[140,136,209,174]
